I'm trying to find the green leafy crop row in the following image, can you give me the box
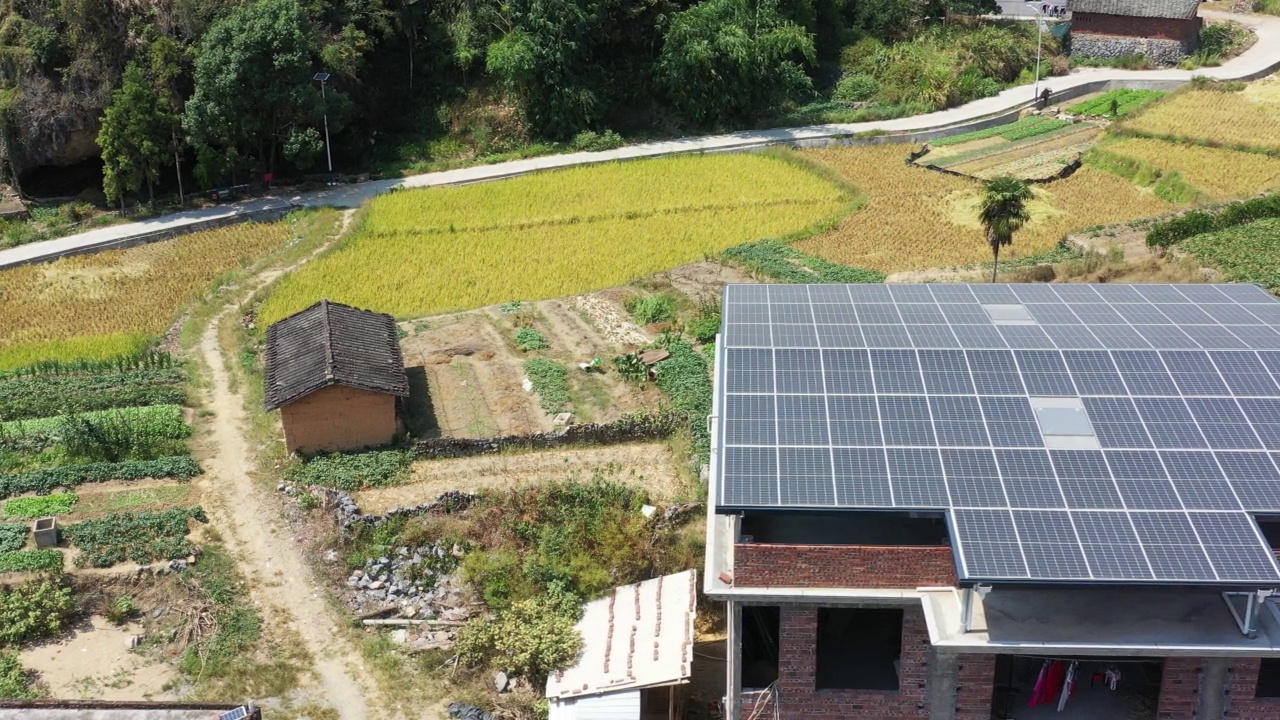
[931,116,1067,147]
[0,524,26,553]
[0,404,190,440]
[64,506,207,568]
[288,450,413,492]
[514,328,550,352]
[1068,89,1164,117]
[654,338,714,460]
[524,359,571,414]
[1182,218,1280,290]
[0,368,186,421]
[3,494,77,519]
[723,240,886,284]
[0,456,202,499]
[0,550,63,575]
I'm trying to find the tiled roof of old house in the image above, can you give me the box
[263,299,409,411]
[546,570,697,701]
[1067,0,1199,19]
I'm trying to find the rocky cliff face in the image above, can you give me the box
[6,71,110,183]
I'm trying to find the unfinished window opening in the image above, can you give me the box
[1257,658,1280,698]
[816,607,902,691]
[991,656,1162,720]
[1255,516,1280,550]
[741,511,950,546]
[741,606,780,689]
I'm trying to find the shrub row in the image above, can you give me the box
[723,240,885,284]
[0,368,186,421]
[1147,192,1280,247]
[0,456,202,499]
[64,506,207,568]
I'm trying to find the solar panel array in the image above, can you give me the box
[716,283,1280,586]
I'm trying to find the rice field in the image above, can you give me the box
[0,222,294,369]
[1103,138,1280,200]
[258,153,849,323]
[795,144,1174,272]
[1123,89,1280,151]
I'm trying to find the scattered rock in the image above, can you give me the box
[389,629,408,644]
[494,671,510,693]
[368,581,385,590]
[126,634,145,649]
[151,608,164,619]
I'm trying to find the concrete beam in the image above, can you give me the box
[1199,658,1229,720]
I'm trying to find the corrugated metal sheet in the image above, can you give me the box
[549,690,641,720]
[263,299,409,411]
[546,571,697,700]
[1066,0,1199,19]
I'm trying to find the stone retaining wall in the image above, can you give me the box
[1072,33,1194,66]
[408,410,680,460]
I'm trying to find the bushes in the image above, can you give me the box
[0,581,73,646]
[833,74,880,103]
[0,651,40,699]
[569,130,624,152]
[686,305,722,344]
[625,294,678,325]
[0,550,63,574]
[0,368,186,421]
[456,582,583,683]
[0,524,26,553]
[1146,192,1280,247]
[3,494,76,519]
[64,506,207,567]
[0,456,203,499]
[723,240,886,283]
[514,328,549,352]
[524,359,570,414]
[287,450,413,492]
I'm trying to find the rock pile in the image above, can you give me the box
[345,542,479,651]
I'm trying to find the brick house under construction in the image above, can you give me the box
[705,282,1280,720]
[264,299,409,455]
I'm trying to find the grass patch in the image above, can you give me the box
[724,240,886,283]
[287,449,413,492]
[69,485,191,517]
[258,153,849,322]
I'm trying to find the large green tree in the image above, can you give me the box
[183,0,345,184]
[978,175,1033,282]
[98,63,174,205]
[657,0,815,128]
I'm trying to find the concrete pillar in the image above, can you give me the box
[928,649,963,720]
[1198,658,1230,720]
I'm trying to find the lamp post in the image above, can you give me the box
[313,72,334,185]
[1030,5,1046,100]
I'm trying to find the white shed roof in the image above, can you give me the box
[547,570,697,700]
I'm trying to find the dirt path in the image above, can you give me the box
[193,211,377,719]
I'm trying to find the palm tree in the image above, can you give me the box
[978,175,1033,283]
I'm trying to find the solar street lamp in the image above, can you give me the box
[313,72,334,185]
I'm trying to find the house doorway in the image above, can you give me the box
[991,656,1161,720]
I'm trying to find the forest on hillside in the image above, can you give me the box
[0,0,1058,201]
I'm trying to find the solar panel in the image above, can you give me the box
[715,283,1280,586]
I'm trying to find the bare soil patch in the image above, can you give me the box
[20,615,176,700]
[356,442,686,513]
[661,260,758,304]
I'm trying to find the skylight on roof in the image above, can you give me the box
[983,304,1036,325]
[1030,397,1097,449]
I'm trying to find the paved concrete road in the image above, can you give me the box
[2,9,1277,270]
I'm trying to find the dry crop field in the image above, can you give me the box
[1122,88,1280,151]
[1102,138,1280,200]
[257,153,850,324]
[795,144,1173,273]
[0,223,292,369]
[920,120,1101,181]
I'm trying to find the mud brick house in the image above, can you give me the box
[1067,0,1202,65]
[264,299,409,454]
[705,282,1280,720]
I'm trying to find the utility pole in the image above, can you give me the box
[314,72,334,185]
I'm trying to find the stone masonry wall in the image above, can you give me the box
[734,543,958,588]
[1071,32,1194,66]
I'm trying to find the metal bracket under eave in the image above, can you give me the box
[1223,589,1277,637]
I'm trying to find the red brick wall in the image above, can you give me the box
[1158,657,1202,720]
[281,385,398,454]
[734,544,959,589]
[1226,658,1280,720]
[1072,13,1200,41]
[955,655,998,720]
